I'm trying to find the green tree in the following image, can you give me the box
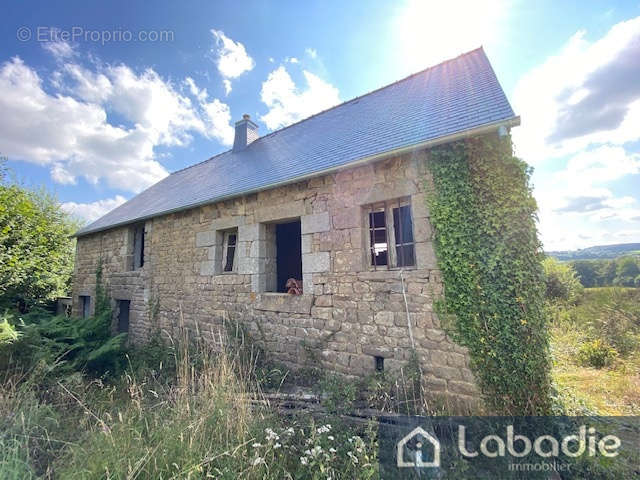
[571,260,599,288]
[543,257,584,304]
[614,256,640,287]
[598,260,617,286]
[0,167,78,311]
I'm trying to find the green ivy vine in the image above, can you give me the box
[425,133,552,414]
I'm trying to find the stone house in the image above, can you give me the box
[72,48,519,407]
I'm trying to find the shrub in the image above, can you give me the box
[0,314,19,345]
[0,169,78,312]
[320,373,357,415]
[577,339,617,369]
[1,263,126,378]
[543,257,583,304]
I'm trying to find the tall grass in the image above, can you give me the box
[0,313,378,479]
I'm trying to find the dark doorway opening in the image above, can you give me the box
[276,220,302,293]
[117,300,130,333]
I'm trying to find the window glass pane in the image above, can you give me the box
[369,210,388,267]
[396,244,415,267]
[224,245,236,272]
[371,247,388,266]
[227,234,237,246]
[370,228,387,244]
[393,205,414,244]
[369,210,386,228]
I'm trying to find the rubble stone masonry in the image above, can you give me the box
[72,149,479,408]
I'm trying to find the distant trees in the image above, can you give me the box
[0,164,79,311]
[569,256,640,288]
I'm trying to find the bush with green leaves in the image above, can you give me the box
[0,315,19,345]
[0,166,79,312]
[0,263,127,378]
[577,339,617,369]
[426,133,552,414]
[542,257,584,304]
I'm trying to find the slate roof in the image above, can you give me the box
[76,47,518,236]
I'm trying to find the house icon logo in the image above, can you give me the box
[396,426,441,468]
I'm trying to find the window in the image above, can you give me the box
[117,300,130,333]
[133,224,145,269]
[222,230,238,272]
[366,200,415,269]
[263,220,302,293]
[127,223,145,271]
[375,356,385,372]
[80,295,90,319]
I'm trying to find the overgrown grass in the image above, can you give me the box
[550,287,640,415]
[0,314,379,479]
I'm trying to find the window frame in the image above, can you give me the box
[221,229,238,273]
[364,198,416,270]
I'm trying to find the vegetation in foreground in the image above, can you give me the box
[544,257,640,415]
[1,314,381,479]
[549,286,640,415]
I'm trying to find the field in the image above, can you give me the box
[550,287,640,415]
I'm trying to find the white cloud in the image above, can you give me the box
[305,48,318,59]
[286,57,299,64]
[512,16,640,163]
[200,97,234,146]
[535,146,640,250]
[393,0,506,74]
[62,195,127,223]
[211,29,254,93]
[259,66,340,130]
[42,40,76,60]
[0,51,235,194]
[105,64,204,147]
[0,57,167,193]
[512,17,640,250]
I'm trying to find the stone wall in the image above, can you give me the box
[72,149,479,409]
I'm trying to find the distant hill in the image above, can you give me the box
[547,243,640,261]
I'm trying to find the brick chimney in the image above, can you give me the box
[233,114,259,152]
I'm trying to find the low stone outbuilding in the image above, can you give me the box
[72,48,520,408]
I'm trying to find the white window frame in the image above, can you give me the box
[365,198,415,270]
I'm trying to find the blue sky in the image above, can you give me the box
[1,0,639,250]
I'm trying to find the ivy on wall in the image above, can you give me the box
[426,133,552,414]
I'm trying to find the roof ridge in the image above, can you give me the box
[170,46,485,176]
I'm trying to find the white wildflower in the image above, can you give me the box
[311,445,323,457]
[317,425,331,434]
[327,435,334,441]
[347,451,359,464]
[265,428,279,442]
[300,456,308,465]
[252,442,261,448]
[274,442,281,449]
[329,447,337,453]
